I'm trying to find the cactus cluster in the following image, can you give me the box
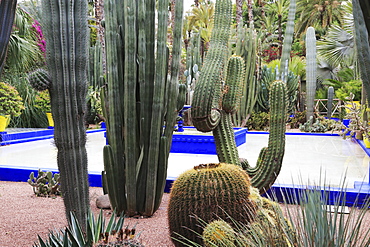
[189,0,288,193]
[102,0,185,217]
[27,169,61,197]
[201,188,297,246]
[168,163,257,247]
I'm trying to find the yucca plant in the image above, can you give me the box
[33,210,143,247]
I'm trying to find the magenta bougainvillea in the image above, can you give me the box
[32,20,46,56]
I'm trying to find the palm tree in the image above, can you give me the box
[264,0,290,57]
[4,6,43,74]
[295,0,345,39]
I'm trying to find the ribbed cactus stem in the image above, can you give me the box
[28,68,51,91]
[213,55,245,165]
[191,0,232,132]
[305,26,317,122]
[327,86,334,118]
[279,0,296,76]
[103,0,184,217]
[244,80,288,193]
[0,0,17,79]
[42,0,90,227]
[353,0,370,105]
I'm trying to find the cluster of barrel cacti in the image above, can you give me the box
[168,162,296,246]
[168,163,257,246]
[200,189,297,246]
[102,0,186,217]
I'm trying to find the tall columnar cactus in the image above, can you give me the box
[279,0,296,77]
[305,26,317,122]
[41,0,90,227]
[234,24,258,127]
[353,0,370,105]
[213,56,244,165]
[244,80,288,193]
[327,86,334,118]
[0,0,17,79]
[191,0,232,132]
[168,163,256,247]
[103,0,184,217]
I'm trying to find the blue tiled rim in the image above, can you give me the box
[1,127,369,207]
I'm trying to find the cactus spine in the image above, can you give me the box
[191,0,232,132]
[0,0,17,79]
[168,163,256,247]
[103,0,184,217]
[305,26,317,122]
[41,0,90,226]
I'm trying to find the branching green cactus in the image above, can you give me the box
[103,0,185,217]
[244,80,288,193]
[191,0,288,193]
[191,0,232,132]
[42,0,90,227]
[0,0,17,79]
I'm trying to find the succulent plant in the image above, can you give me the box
[102,0,185,217]
[28,169,61,197]
[28,68,52,92]
[34,90,51,113]
[168,163,257,247]
[33,210,143,247]
[202,220,237,247]
[0,82,25,117]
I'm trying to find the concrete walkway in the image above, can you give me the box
[0,130,369,189]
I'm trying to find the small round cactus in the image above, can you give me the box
[202,220,236,247]
[28,68,51,91]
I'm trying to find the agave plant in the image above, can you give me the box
[33,210,143,247]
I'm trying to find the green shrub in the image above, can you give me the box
[246,112,270,131]
[0,81,24,117]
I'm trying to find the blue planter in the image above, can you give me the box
[171,127,247,154]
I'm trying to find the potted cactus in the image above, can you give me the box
[0,82,25,132]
